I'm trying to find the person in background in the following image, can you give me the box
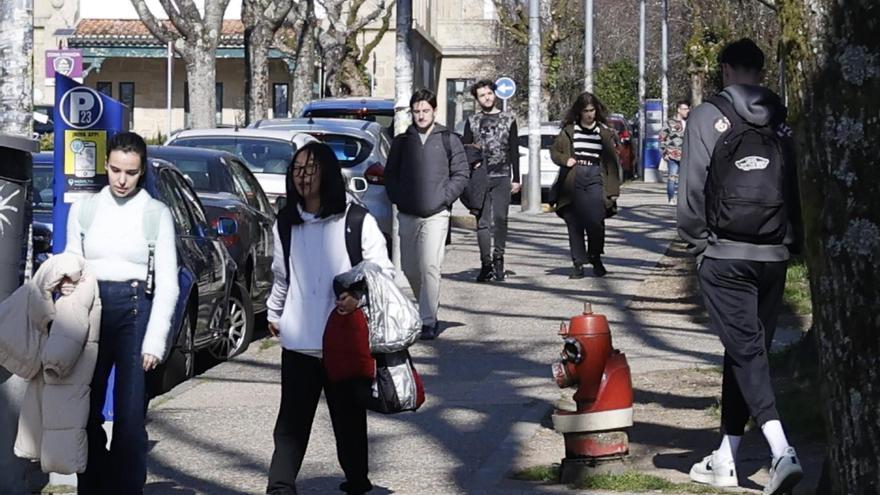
[660,99,690,205]
[66,131,179,494]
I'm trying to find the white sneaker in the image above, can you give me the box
[668,197,678,206]
[689,451,738,487]
[763,446,804,495]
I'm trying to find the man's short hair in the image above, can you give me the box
[676,99,691,108]
[470,79,496,98]
[410,89,437,109]
[718,38,765,73]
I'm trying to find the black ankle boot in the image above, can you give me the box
[476,262,495,282]
[493,256,505,281]
[569,262,585,279]
[591,255,607,277]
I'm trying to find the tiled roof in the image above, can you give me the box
[70,19,245,47]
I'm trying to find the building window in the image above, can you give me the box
[273,83,289,118]
[96,81,112,98]
[216,82,223,124]
[119,82,135,129]
[446,78,476,131]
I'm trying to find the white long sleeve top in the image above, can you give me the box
[266,204,394,356]
[65,187,179,360]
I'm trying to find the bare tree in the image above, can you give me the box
[274,0,316,115]
[0,0,33,137]
[242,0,296,124]
[131,0,232,129]
[780,0,880,492]
[318,0,392,96]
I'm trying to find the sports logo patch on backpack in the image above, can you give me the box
[704,95,788,245]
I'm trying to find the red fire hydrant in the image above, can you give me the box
[551,303,633,481]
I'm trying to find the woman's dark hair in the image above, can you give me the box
[562,92,608,127]
[470,79,496,98]
[284,142,347,223]
[410,88,437,110]
[107,131,148,185]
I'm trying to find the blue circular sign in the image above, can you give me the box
[58,86,104,129]
[494,77,517,100]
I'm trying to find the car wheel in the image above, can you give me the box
[208,282,254,360]
[151,309,195,396]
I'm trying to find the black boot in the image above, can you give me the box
[590,255,607,277]
[569,262,585,279]
[476,262,495,282]
[493,256,505,281]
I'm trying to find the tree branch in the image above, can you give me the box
[130,0,182,46]
[358,0,394,67]
[156,0,195,39]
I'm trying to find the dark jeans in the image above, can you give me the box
[560,165,605,263]
[698,257,787,435]
[666,159,680,201]
[78,280,152,495]
[476,176,512,264]
[267,350,371,495]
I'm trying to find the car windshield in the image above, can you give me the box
[33,164,53,211]
[304,109,394,129]
[303,133,374,168]
[169,137,294,175]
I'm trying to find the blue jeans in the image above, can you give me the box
[78,280,152,495]
[667,159,680,201]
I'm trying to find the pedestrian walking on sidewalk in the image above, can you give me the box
[65,132,179,494]
[677,38,805,495]
[660,99,690,205]
[266,136,394,495]
[385,89,469,340]
[549,91,621,279]
[462,79,521,282]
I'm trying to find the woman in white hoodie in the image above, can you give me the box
[265,136,392,495]
[65,132,178,494]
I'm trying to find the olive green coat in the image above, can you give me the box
[548,123,622,213]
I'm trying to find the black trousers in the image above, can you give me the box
[476,176,512,264]
[560,165,605,263]
[266,350,371,495]
[698,257,787,435]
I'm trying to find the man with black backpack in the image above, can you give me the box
[385,89,470,340]
[677,39,804,495]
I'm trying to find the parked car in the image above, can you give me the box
[166,128,305,208]
[293,97,395,135]
[518,123,563,198]
[608,113,637,180]
[148,146,275,317]
[245,118,392,239]
[31,152,55,268]
[142,157,254,396]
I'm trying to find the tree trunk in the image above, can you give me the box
[0,0,33,137]
[245,23,273,124]
[394,0,413,136]
[690,69,704,106]
[290,30,315,116]
[341,57,370,96]
[186,52,217,129]
[780,0,880,493]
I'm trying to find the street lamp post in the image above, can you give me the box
[584,0,593,92]
[525,0,542,213]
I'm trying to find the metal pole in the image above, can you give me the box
[661,0,669,125]
[392,0,414,272]
[167,41,173,137]
[525,0,542,213]
[638,0,646,181]
[584,0,593,92]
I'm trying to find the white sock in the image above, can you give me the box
[761,420,790,459]
[715,434,741,463]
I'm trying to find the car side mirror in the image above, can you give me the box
[216,217,238,236]
[348,177,368,194]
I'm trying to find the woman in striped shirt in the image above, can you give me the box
[549,92,622,278]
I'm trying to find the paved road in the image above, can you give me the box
[143,182,727,494]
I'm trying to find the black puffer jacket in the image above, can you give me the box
[385,124,470,218]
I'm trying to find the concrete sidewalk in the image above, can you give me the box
[141,182,743,494]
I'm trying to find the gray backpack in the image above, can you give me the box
[78,194,165,296]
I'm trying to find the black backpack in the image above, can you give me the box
[704,95,788,245]
[278,203,368,285]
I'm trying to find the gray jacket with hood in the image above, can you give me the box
[384,123,470,218]
[677,84,803,262]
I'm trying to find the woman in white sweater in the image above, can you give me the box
[265,136,392,495]
[65,132,178,494]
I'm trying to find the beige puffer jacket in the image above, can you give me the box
[0,253,101,474]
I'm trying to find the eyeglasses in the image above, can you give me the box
[291,160,318,177]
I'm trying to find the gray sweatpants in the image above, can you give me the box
[398,210,450,327]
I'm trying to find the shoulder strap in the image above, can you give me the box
[441,131,452,162]
[142,199,165,297]
[706,95,744,126]
[278,209,293,285]
[345,204,368,267]
[77,193,101,254]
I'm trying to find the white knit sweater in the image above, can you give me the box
[65,187,179,360]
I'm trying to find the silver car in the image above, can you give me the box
[518,122,563,194]
[249,118,393,239]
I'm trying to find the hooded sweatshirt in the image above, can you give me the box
[677,84,803,262]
